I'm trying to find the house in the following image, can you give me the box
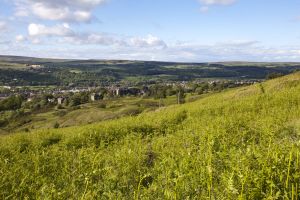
[91,93,101,101]
[109,87,120,96]
[57,97,65,105]
[115,88,120,96]
[3,86,11,89]
[48,98,55,103]
[29,64,44,69]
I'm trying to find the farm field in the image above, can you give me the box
[0,73,300,199]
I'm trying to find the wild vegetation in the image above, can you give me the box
[0,72,300,199]
[0,80,241,134]
[0,94,187,134]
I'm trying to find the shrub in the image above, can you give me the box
[97,102,107,109]
[266,72,284,80]
[0,118,8,127]
[56,104,64,109]
[0,95,23,111]
[53,122,60,129]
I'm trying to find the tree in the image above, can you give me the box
[70,95,81,106]
[150,84,167,99]
[0,95,23,111]
[266,72,284,80]
[176,86,186,104]
[53,122,60,129]
[195,87,204,95]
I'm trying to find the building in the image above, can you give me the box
[57,97,65,105]
[91,93,101,101]
[48,98,55,103]
[109,87,120,96]
[28,64,44,69]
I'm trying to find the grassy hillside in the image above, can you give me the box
[1,95,185,134]
[1,73,300,199]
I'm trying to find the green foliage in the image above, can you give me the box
[148,84,168,99]
[97,102,106,109]
[176,86,186,104]
[56,104,64,110]
[194,83,210,94]
[259,83,265,94]
[53,122,60,129]
[266,72,284,80]
[0,118,8,127]
[0,95,23,111]
[70,92,89,106]
[1,73,300,199]
[70,95,82,106]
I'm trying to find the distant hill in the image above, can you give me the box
[1,72,300,199]
[0,55,73,63]
[1,55,300,86]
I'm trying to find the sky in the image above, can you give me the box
[0,0,300,62]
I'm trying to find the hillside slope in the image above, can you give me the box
[1,73,300,199]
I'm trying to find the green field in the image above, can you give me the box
[1,73,300,199]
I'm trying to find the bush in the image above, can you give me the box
[56,104,64,109]
[67,106,81,111]
[266,72,284,80]
[0,95,23,111]
[120,107,142,116]
[55,110,67,117]
[41,134,62,147]
[0,118,8,127]
[53,122,60,129]
[97,102,107,109]
[32,103,41,111]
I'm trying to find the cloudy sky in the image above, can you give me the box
[0,0,300,62]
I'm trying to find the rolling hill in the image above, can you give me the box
[1,55,300,86]
[0,73,300,199]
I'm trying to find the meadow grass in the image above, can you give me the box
[1,73,300,199]
[8,96,179,133]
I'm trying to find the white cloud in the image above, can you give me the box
[6,38,300,62]
[200,6,209,13]
[15,34,26,42]
[129,35,167,49]
[161,41,300,62]
[199,0,237,5]
[198,0,237,12]
[28,23,74,37]
[0,21,8,32]
[216,40,259,47]
[30,3,92,22]
[0,21,10,45]
[14,0,107,23]
[67,34,167,49]
[25,23,167,49]
[63,33,125,46]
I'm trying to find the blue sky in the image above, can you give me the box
[1,0,300,62]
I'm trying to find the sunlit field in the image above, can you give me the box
[1,73,300,199]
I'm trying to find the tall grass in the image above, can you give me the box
[1,73,300,199]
